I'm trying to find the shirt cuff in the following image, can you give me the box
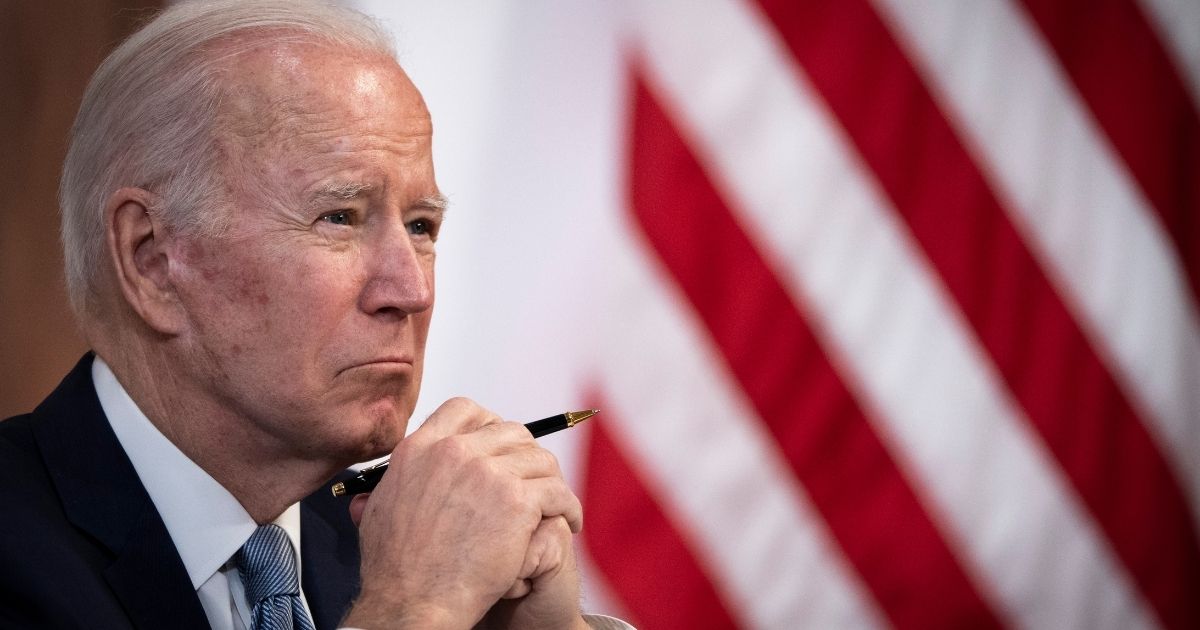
[584,613,637,630]
[340,614,634,630]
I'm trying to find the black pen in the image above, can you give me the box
[331,409,599,497]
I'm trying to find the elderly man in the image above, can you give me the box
[0,2,627,629]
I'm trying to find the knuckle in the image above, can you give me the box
[549,476,573,497]
[536,448,561,474]
[441,397,503,430]
[442,396,477,414]
[484,420,529,442]
[457,448,489,477]
[499,419,526,436]
[548,514,572,536]
[459,452,510,497]
[433,433,472,462]
[499,479,534,518]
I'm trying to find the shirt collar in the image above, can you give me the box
[93,357,304,589]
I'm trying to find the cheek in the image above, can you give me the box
[248,254,375,370]
[181,238,412,375]
[228,272,274,310]
[283,254,367,317]
[180,247,309,350]
[184,285,270,370]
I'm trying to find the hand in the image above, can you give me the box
[342,398,585,629]
[477,516,592,630]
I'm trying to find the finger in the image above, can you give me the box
[501,578,532,600]
[402,423,542,480]
[445,421,537,459]
[487,444,563,480]
[525,478,584,534]
[408,397,502,444]
[520,516,572,581]
[348,493,370,527]
[418,421,541,463]
[473,420,538,453]
[499,517,572,600]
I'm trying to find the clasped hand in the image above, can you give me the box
[343,398,589,630]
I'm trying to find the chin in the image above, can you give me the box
[341,401,410,460]
[305,388,414,463]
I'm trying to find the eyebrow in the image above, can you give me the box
[411,193,450,215]
[312,181,375,201]
[308,184,449,215]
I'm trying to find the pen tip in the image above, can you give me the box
[566,408,600,427]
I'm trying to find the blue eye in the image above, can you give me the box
[321,211,353,226]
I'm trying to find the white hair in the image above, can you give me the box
[60,0,396,318]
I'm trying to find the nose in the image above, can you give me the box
[358,221,434,318]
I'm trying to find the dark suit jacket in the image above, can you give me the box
[0,354,362,629]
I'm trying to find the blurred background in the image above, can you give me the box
[3,1,1198,628]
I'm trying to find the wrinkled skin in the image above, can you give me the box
[110,40,589,629]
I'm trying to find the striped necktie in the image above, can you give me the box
[236,524,317,630]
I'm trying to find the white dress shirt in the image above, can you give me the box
[93,357,633,630]
[94,358,312,630]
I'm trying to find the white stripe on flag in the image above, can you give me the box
[594,218,887,630]
[575,545,634,626]
[1137,0,1200,108]
[871,0,1200,522]
[630,0,1161,627]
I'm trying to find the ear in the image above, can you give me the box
[104,187,185,335]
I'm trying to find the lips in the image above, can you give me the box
[364,357,413,365]
[337,357,414,376]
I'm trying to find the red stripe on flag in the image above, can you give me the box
[629,75,1003,628]
[1018,0,1200,306]
[751,1,1200,627]
[581,418,742,630]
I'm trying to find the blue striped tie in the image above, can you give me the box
[236,524,317,630]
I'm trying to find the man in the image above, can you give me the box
[0,1,628,628]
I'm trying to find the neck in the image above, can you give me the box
[97,343,346,524]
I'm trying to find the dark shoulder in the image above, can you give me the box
[0,412,55,502]
[0,412,38,453]
[0,411,86,534]
[0,414,127,626]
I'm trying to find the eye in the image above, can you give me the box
[320,210,354,226]
[407,217,437,238]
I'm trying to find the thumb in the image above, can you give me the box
[349,493,371,527]
[410,397,502,443]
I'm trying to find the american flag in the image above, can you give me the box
[359,1,1200,628]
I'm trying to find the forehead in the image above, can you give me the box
[216,40,430,155]
[211,39,434,202]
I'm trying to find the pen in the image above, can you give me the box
[331,409,600,497]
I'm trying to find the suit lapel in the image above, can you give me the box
[31,354,210,629]
[301,474,362,630]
